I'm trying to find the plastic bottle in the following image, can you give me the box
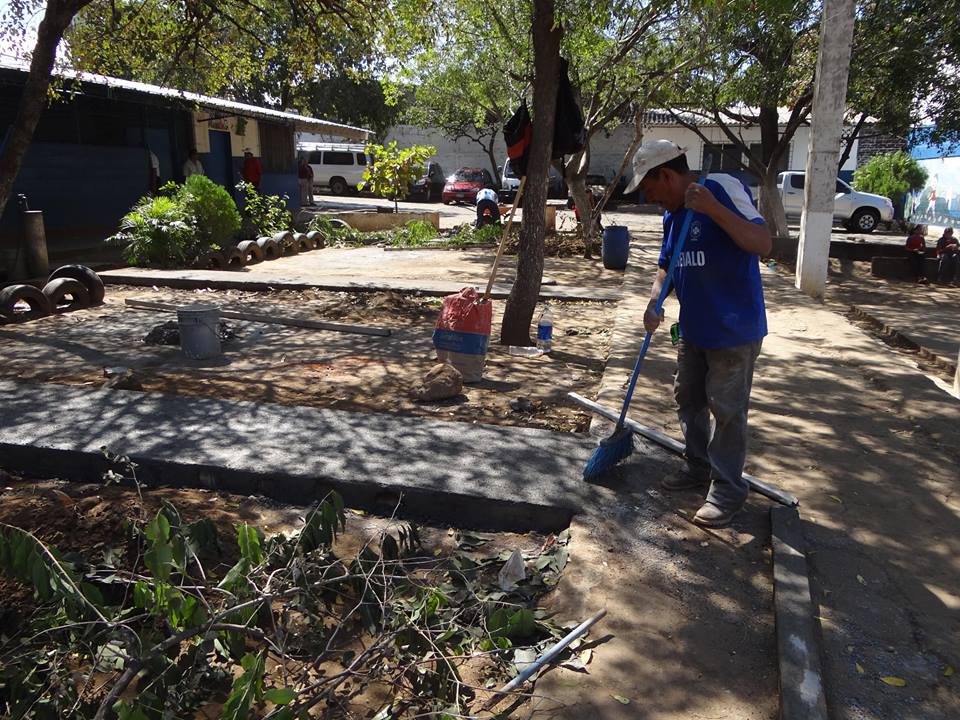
[536,304,554,354]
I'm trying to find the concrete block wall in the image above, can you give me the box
[384,121,860,187]
[855,129,907,167]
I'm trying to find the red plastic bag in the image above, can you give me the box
[432,287,492,382]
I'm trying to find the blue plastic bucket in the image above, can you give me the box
[602,226,630,270]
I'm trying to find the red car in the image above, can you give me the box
[441,167,497,204]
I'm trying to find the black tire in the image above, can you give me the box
[0,284,52,322]
[848,208,880,233]
[294,232,312,252]
[237,240,263,264]
[305,230,325,249]
[256,237,280,260]
[195,251,226,270]
[330,177,348,195]
[48,265,105,305]
[42,277,90,313]
[222,246,245,270]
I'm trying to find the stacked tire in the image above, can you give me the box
[0,265,104,324]
[190,228,325,271]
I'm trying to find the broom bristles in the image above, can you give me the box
[582,427,634,482]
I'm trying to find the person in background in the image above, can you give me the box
[298,155,315,207]
[935,227,958,283]
[182,148,204,178]
[148,149,160,193]
[242,149,262,191]
[905,225,928,283]
[475,187,500,228]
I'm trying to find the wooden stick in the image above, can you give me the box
[124,299,392,337]
[483,175,528,301]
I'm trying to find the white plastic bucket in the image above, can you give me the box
[177,304,221,359]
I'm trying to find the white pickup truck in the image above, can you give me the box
[777,171,894,233]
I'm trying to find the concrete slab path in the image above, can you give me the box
[568,229,960,720]
[0,379,595,532]
[99,245,624,302]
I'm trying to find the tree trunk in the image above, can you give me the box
[562,147,595,258]
[499,0,561,346]
[0,0,85,222]
[758,169,790,240]
[485,136,500,187]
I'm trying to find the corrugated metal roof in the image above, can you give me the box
[0,61,372,141]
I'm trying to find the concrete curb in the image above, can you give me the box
[771,506,828,720]
[849,304,958,375]
[0,380,594,532]
[99,272,621,303]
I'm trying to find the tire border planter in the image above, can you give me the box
[256,237,280,260]
[221,246,246,270]
[42,277,91,313]
[194,250,226,270]
[273,230,298,256]
[0,283,52,322]
[237,240,264,264]
[305,230,325,249]
[293,232,312,252]
[48,265,105,305]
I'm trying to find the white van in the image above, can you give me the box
[298,142,370,195]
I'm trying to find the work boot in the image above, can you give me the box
[693,501,739,528]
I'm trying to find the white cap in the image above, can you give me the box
[624,139,687,194]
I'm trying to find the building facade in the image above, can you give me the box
[0,64,369,275]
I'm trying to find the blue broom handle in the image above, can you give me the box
[614,169,711,429]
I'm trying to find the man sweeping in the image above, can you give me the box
[628,140,771,527]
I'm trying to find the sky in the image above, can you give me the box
[0,0,43,65]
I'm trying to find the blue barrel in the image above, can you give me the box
[602,225,630,270]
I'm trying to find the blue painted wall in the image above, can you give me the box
[0,142,149,245]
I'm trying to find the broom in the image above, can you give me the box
[483,176,527,301]
[582,161,711,482]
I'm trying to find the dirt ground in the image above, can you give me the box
[0,471,573,718]
[0,285,614,432]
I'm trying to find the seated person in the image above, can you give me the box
[475,187,500,228]
[935,227,958,283]
[905,226,928,283]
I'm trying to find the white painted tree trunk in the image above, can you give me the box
[796,0,857,300]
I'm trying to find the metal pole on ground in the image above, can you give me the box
[795,0,856,300]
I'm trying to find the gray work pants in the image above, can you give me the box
[674,338,762,511]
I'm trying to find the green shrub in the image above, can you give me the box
[448,223,502,247]
[853,151,928,200]
[388,220,440,247]
[110,196,195,267]
[180,174,241,248]
[308,216,363,245]
[237,181,291,235]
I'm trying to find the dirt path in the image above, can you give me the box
[0,286,614,432]
[599,232,960,719]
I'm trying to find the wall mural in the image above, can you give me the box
[908,155,960,226]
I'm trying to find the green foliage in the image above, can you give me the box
[109,195,196,268]
[237,181,291,235]
[307,215,363,245]
[387,220,440,247]
[0,478,575,718]
[221,651,266,720]
[448,223,502,247]
[361,142,436,212]
[853,151,929,199]
[180,174,241,248]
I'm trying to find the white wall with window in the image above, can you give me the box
[382,122,858,187]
